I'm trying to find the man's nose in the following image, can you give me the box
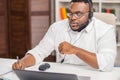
[71,15,77,20]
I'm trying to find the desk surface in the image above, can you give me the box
[0,58,120,80]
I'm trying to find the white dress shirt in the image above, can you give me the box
[27,17,117,71]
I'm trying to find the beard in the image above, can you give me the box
[69,20,89,32]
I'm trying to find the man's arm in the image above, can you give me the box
[12,54,35,70]
[59,41,99,69]
[75,47,98,69]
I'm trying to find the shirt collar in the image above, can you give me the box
[84,18,94,33]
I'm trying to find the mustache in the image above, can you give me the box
[70,21,79,25]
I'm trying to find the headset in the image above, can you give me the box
[71,0,93,20]
[87,0,93,19]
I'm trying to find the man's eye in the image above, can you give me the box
[76,13,83,16]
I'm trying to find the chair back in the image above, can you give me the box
[94,12,120,67]
[93,12,116,27]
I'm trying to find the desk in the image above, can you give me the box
[0,58,120,80]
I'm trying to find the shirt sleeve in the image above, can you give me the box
[26,24,55,64]
[96,26,117,71]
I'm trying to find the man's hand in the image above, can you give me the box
[58,41,77,54]
[12,61,26,70]
[12,54,35,70]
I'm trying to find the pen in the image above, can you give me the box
[16,56,20,69]
[61,55,66,63]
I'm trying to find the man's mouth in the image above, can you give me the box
[70,22,78,26]
[70,23,79,30]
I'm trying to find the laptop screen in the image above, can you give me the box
[14,70,90,80]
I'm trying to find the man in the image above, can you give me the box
[12,0,116,71]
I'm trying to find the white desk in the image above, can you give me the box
[0,58,120,80]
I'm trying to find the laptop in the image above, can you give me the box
[14,70,90,80]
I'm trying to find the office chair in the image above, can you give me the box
[93,12,120,67]
[93,12,116,27]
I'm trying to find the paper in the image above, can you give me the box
[0,66,12,76]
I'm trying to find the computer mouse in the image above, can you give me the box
[38,63,50,71]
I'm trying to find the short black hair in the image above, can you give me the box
[71,0,92,6]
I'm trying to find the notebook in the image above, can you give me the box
[14,69,90,80]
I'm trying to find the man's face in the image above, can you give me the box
[68,2,90,31]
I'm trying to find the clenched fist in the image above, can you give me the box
[58,41,77,54]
